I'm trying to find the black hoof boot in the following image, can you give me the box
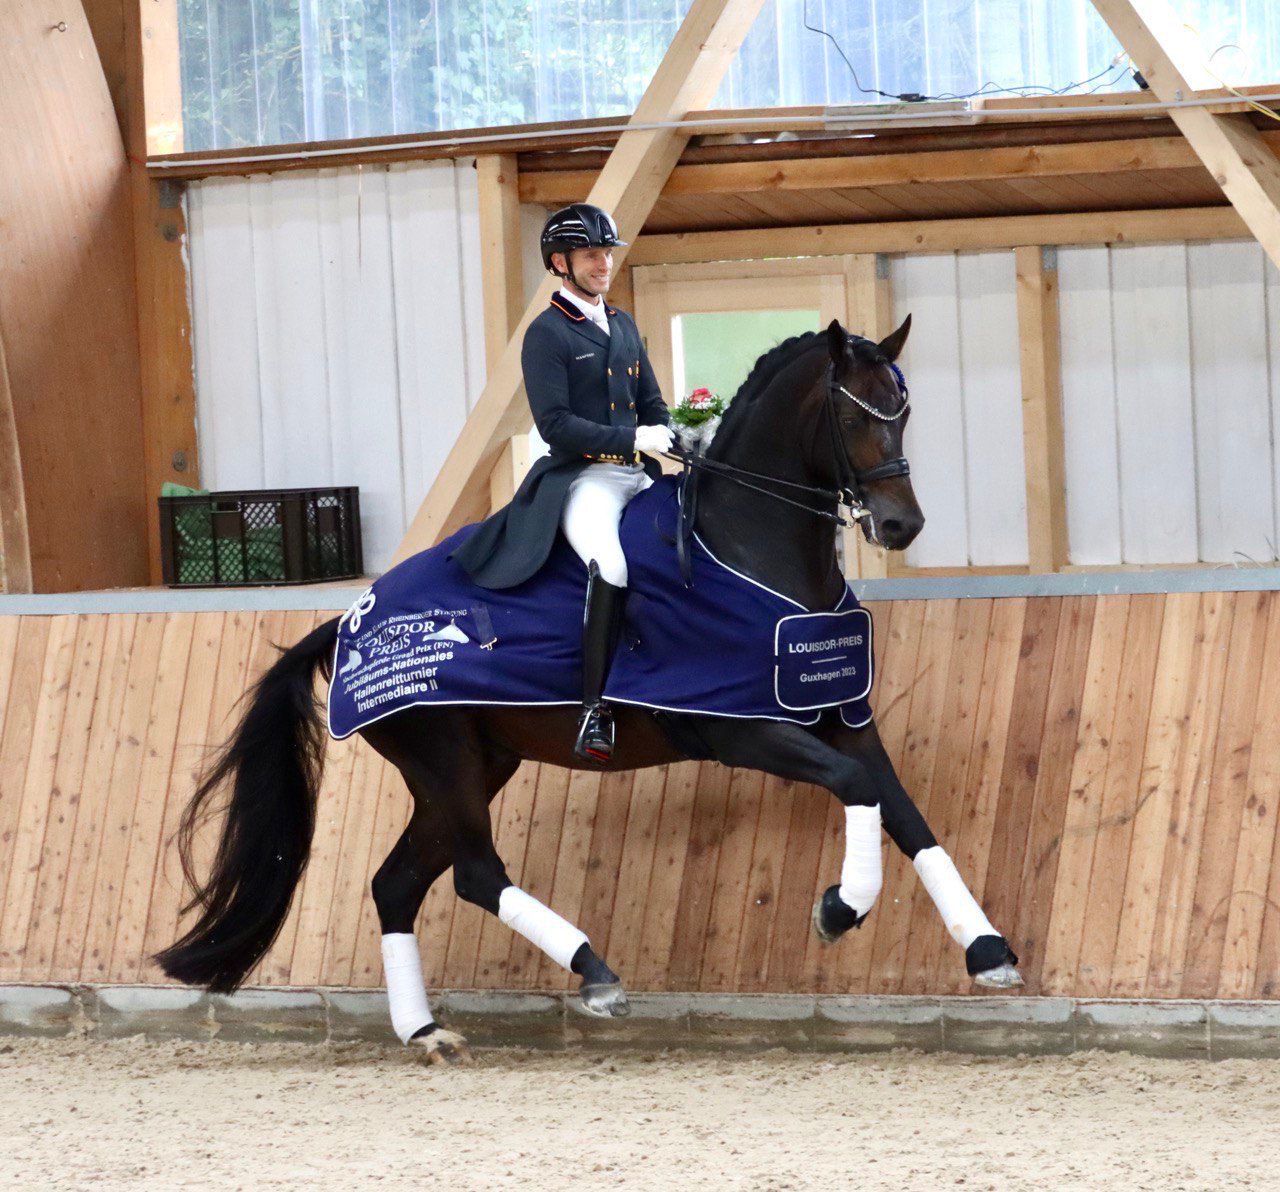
[572,943,630,1017]
[967,935,1023,989]
[574,703,615,766]
[812,884,867,944]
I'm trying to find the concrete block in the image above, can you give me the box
[0,986,79,1038]
[433,991,565,1049]
[813,996,943,1053]
[942,997,1074,1056]
[1209,1002,1280,1060]
[210,989,327,1043]
[1075,1000,1209,1059]
[565,992,691,1050]
[325,990,392,1043]
[93,986,212,1041]
[687,995,816,1051]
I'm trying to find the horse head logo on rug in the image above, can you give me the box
[156,318,1022,1065]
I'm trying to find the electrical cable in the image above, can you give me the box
[802,0,1279,118]
[801,0,1135,105]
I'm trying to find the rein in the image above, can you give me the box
[661,360,912,585]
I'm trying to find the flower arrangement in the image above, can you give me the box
[670,387,729,450]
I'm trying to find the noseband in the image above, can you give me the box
[663,359,912,584]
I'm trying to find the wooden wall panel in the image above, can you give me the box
[5,593,1280,1000]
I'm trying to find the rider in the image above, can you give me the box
[451,203,674,765]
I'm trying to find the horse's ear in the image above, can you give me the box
[876,314,912,363]
[827,319,847,363]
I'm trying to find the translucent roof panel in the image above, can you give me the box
[178,0,1280,151]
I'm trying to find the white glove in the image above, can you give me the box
[634,424,675,457]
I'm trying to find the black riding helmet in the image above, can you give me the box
[540,204,627,283]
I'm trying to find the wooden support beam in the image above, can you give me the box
[1089,0,1280,270]
[842,254,893,581]
[394,0,768,563]
[477,155,525,370]
[139,0,183,153]
[0,332,32,593]
[518,134,1227,205]
[488,435,533,512]
[1016,246,1069,574]
[627,206,1247,266]
[123,0,199,581]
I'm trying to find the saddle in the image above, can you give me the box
[327,478,874,740]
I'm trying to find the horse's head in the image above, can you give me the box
[825,317,924,552]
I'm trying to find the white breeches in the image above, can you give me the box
[561,462,652,587]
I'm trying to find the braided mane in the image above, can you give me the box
[709,328,882,456]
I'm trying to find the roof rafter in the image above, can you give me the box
[1088,0,1280,269]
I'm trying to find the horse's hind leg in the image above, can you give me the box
[365,707,630,1029]
[369,811,470,1063]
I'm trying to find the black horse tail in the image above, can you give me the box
[154,616,340,993]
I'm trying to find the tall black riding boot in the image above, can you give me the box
[574,561,626,765]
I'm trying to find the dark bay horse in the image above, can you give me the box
[157,316,1022,1062]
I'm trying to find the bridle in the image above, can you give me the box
[822,358,912,523]
[662,357,912,584]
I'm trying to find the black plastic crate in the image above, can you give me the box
[159,487,363,587]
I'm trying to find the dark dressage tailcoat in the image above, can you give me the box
[451,293,671,589]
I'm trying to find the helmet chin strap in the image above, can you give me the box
[567,260,597,299]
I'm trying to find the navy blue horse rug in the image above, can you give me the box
[327,477,875,739]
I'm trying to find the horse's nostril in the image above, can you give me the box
[881,518,904,539]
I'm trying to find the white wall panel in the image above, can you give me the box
[893,251,1027,569]
[1188,241,1274,564]
[187,159,518,572]
[249,172,333,485]
[1269,259,1280,552]
[893,254,969,569]
[316,168,405,570]
[1059,239,1280,567]
[1112,244,1198,565]
[955,252,1027,567]
[188,178,264,491]
[388,162,479,524]
[189,173,1280,576]
[1058,246,1123,565]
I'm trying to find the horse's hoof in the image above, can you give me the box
[812,895,839,944]
[973,963,1024,990]
[580,981,631,1018]
[411,1026,472,1065]
[811,884,864,945]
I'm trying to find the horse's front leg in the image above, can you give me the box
[692,716,894,943]
[820,717,1022,988]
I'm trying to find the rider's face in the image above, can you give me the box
[555,247,613,298]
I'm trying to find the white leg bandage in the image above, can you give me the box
[913,846,998,947]
[381,933,435,1044]
[498,886,589,970]
[838,804,883,917]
